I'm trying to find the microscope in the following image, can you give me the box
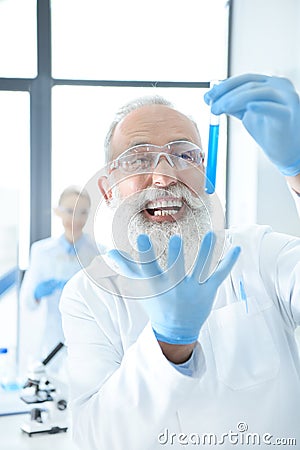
[20,342,69,437]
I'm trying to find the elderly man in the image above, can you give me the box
[60,74,300,449]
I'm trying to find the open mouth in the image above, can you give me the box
[143,197,185,221]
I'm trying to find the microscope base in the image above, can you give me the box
[21,422,68,437]
[21,406,68,438]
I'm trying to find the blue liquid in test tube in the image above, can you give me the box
[205,81,220,194]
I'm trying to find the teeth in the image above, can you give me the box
[147,199,183,209]
[154,209,179,216]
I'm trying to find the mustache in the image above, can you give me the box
[110,183,207,212]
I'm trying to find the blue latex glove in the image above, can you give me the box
[34,279,62,299]
[56,280,68,290]
[108,232,240,344]
[204,74,300,177]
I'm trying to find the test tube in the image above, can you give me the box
[205,80,220,194]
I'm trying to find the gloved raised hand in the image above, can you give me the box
[34,279,63,299]
[108,232,240,344]
[204,74,300,177]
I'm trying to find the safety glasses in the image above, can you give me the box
[109,140,205,174]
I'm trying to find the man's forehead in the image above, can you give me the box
[118,103,194,130]
[111,104,200,156]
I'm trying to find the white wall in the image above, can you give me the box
[227,0,300,236]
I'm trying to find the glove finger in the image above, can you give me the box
[137,234,162,277]
[107,249,141,277]
[167,235,186,282]
[191,231,215,282]
[204,73,269,105]
[211,86,289,116]
[209,246,241,286]
[247,101,292,120]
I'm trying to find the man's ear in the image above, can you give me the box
[98,176,113,204]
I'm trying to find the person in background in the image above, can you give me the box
[20,185,100,368]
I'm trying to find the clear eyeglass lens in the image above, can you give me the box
[119,154,152,173]
[115,141,203,174]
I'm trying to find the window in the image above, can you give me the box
[51,0,229,81]
[0,0,37,78]
[0,91,30,351]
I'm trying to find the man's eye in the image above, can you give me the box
[119,160,135,172]
[176,151,195,161]
[120,155,150,172]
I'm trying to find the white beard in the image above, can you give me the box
[109,183,224,276]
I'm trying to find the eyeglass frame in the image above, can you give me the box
[108,140,205,174]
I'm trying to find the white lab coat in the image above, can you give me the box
[60,220,300,449]
[20,234,100,362]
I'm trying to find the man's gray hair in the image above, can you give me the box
[104,95,200,163]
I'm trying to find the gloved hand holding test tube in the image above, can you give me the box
[205,80,220,194]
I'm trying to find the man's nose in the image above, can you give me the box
[151,155,177,187]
